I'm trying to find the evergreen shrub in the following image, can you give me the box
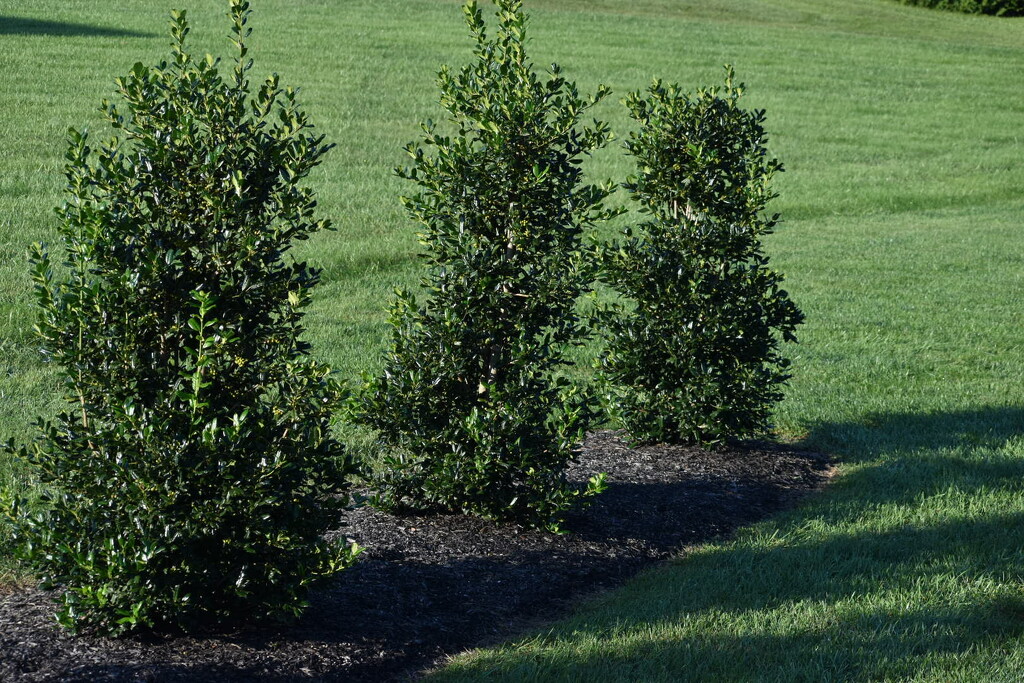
[598,68,803,446]
[2,1,358,634]
[352,0,617,530]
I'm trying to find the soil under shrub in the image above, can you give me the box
[0,431,832,682]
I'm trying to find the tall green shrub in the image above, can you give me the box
[598,69,803,446]
[1,1,358,634]
[352,0,616,530]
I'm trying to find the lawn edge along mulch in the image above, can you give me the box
[0,431,832,682]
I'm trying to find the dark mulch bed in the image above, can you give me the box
[0,431,832,682]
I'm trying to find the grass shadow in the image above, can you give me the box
[806,405,1024,514]
[0,17,155,38]
[810,405,1024,464]
[426,407,1024,680]
[547,595,1024,681]
[431,509,1024,681]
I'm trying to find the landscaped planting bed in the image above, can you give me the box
[0,432,829,682]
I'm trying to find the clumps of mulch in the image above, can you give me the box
[0,431,832,682]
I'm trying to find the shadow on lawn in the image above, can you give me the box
[502,512,1024,681]
[563,594,1024,682]
[0,16,155,38]
[808,405,1024,513]
[812,404,1024,464]
[436,406,1024,680]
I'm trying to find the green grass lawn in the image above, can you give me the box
[2,0,1023,678]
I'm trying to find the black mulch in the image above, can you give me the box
[0,431,832,682]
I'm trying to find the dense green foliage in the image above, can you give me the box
[599,70,803,446]
[897,0,1023,15]
[352,0,615,529]
[0,1,358,634]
